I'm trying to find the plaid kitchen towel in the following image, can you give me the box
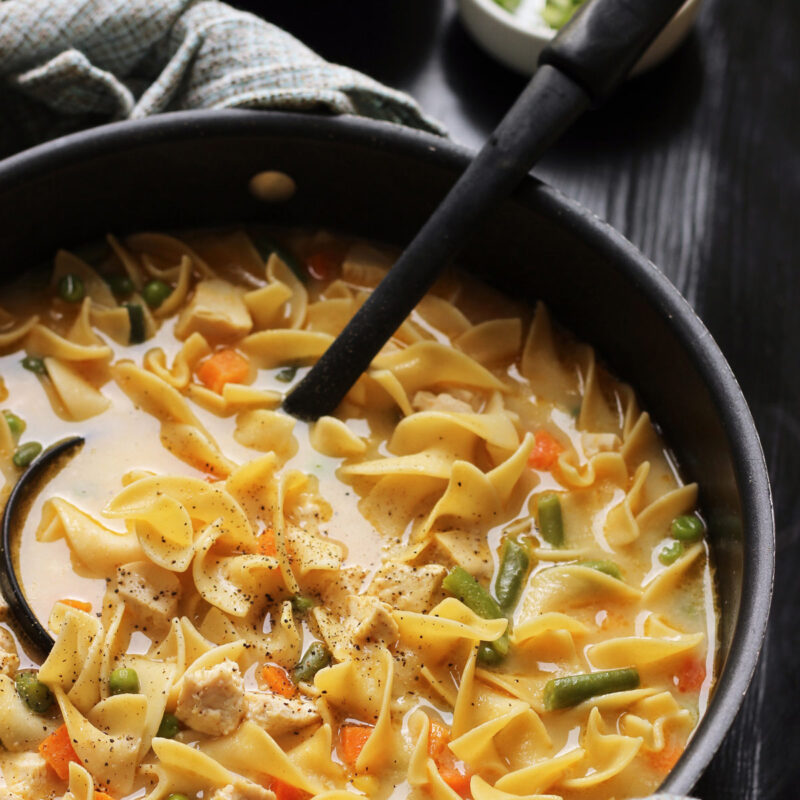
[0,0,445,156]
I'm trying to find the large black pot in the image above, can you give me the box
[0,110,774,795]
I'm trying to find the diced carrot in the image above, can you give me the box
[646,744,684,774]
[262,663,297,698]
[59,598,92,613]
[427,720,450,761]
[306,248,344,281]
[337,724,374,767]
[196,349,251,394]
[437,764,472,799]
[675,655,706,693]
[95,792,115,800]
[268,778,310,800]
[257,527,278,557]
[39,724,81,781]
[527,430,564,470]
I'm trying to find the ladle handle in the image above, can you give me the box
[540,0,691,102]
[284,0,689,422]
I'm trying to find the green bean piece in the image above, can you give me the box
[250,232,306,283]
[477,642,505,666]
[292,642,331,684]
[495,537,532,610]
[156,712,181,739]
[57,273,85,303]
[443,566,509,663]
[671,515,705,542]
[2,411,25,439]
[15,671,53,713]
[491,0,521,11]
[275,365,298,383]
[125,303,146,344]
[142,279,172,309]
[166,794,191,800]
[537,493,564,546]
[109,667,140,695]
[544,668,639,710]
[577,560,622,580]
[108,274,135,298]
[13,442,42,468]
[21,356,46,375]
[291,594,315,614]
[659,541,684,565]
[443,566,504,620]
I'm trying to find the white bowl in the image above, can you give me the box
[457,0,703,77]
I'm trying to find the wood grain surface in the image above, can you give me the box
[243,1,798,796]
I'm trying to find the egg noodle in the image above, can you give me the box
[0,229,716,800]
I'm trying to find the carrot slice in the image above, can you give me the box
[306,248,344,281]
[337,724,374,767]
[262,663,297,698]
[675,656,706,693]
[527,430,564,470]
[59,598,92,613]
[269,778,309,800]
[437,764,472,798]
[257,527,278,558]
[647,744,684,774]
[39,724,81,780]
[427,720,450,760]
[196,349,251,394]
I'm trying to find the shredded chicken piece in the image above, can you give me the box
[176,659,245,736]
[368,563,447,613]
[244,691,320,738]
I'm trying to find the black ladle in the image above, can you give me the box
[0,437,84,653]
[284,0,688,421]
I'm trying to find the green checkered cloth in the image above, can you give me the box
[0,0,445,157]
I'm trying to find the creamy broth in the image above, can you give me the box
[0,229,716,800]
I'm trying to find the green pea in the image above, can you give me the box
[2,411,25,439]
[107,274,135,298]
[13,442,42,468]
[659,541,684,565]
[57,274,86,303]
[275,365,298,383]
[166,795,191,800]
[671,515,705,542]
[109,667,140,695]
[290,595,315,614]
[21,356,46,375]
[156,712,181,739]
[142,279,172,309]
[15,671,53,713]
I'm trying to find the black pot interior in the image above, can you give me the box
[0,110,773,794]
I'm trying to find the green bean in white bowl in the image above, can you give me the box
[457,0,703,76]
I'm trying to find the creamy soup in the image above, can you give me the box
[0,229,716,800]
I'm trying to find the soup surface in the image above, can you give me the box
[0,229,716,800]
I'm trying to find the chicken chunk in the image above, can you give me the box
[0,752,60,800]
[175,279,253,341]
[114,561,181,631]
[346,596,399,646]
[176,659,245,736]
[208,781,275,800]
[244,691,320,738]
[0,627,19,678]
[367,563,447,613]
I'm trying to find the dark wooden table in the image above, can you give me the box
[249,1,796,797]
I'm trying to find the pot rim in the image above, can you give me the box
[0,108,775,793]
